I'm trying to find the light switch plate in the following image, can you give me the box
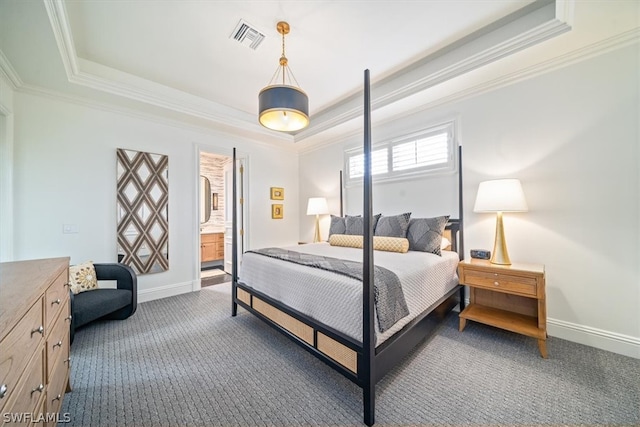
[63,224,79,234]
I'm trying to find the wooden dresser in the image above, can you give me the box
[201,232,224,262]
[0,257,71,426]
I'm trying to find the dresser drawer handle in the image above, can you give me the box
[66,315,73,322]
[494,281,500,286]
[31,325,44,336]
[64,357,71,365]
[31,384,44,395]
[64,282,71,288]
[52,394,62,402]
[52,298,62,305]
[0,384,7,399]
[53,340,63,348]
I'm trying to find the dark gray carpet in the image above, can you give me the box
[201,273,231,287]
[62,284,640,426]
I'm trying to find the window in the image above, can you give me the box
[344,120,456,185]
[347,148,388,178]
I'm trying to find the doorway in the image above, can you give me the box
[198,150,246,288]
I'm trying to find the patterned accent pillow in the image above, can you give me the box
[406,216,450,255]
[69,261,98,294]
[329,234,409,253]
[345,214,381,235]
[328,215,347,238]
[374,212,412,238]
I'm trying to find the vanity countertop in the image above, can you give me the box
[201,228,225,235]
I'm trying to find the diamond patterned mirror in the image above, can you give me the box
[117,148,169,274]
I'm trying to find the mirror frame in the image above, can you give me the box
[200,175,211,223]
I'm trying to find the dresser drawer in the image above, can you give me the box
[46,301,70,379]
[0,347,45,425]
[44,269,69,329]
[462,268,537,296]
[0,299,44,413]
[45,351,68,421]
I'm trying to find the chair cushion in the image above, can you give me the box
[73,289,132,328]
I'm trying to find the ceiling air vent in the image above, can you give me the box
[230,19,265,50]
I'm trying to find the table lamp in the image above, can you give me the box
[473,179,528,265]
[306,197,329,243]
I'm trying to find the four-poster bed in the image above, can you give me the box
[231,70,464,426]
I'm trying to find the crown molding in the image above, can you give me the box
[0,49,23,90]
[44,0,293,145]
[296,27,639,155]
[43,0,79,77]
[20,0,638,154]
[43,0,573,147]
[16,82,299,153]
[294,0,571,143]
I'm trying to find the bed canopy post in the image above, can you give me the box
[457,144,464,261]
[339,170,344,217]
[231,147,238,317]
[362,69,376,427]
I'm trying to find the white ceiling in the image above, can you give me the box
[0,1,638,149]
[65,0,532,115]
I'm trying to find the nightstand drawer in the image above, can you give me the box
[463,269,537,296]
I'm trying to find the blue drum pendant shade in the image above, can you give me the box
[259,85,309,132]
[258,21,309,132]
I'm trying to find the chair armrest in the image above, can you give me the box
[93,263,137,292]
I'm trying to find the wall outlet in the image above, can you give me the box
[62,224,79,234]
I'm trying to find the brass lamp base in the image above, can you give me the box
[490,212,511,265]
[313,214,322,243]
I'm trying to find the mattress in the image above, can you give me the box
[238,242,460,346]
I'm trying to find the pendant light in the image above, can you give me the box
[258,21,309,132]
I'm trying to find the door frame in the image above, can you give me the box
[194,144,248,291]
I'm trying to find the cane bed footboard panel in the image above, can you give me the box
[234,283,361,378]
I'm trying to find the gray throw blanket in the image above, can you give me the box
[247,248,409,332]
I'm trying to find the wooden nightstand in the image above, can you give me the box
[458,259,547,358]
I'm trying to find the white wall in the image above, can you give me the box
[299,44,640,358]
[0,73,15,262]
[12,92,300,300]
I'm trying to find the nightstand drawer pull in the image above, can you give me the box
[31,325,44,337]
[31,384,44,395]
[53,340,63,348]
[464,270,537,296]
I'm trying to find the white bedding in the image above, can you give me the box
[238,242,459,346]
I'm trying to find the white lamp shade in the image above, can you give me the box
[473,179,528,212]
[306,197,329,215]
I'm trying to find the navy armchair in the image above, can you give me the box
[70,263,137,343]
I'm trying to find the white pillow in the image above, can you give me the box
[441,237,452,250]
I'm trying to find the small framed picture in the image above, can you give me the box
[270,187,284,200]
[272,204,283,219]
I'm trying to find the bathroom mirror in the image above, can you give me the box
[200,176,211,223]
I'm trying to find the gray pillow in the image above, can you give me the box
[328,215,347,238]
[374,212,412,238]
[345,214,381,235]
[406,216,450,255]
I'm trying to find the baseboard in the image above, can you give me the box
[548,318,640,359]
[461,297,639,359]
[138,280,195,303]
